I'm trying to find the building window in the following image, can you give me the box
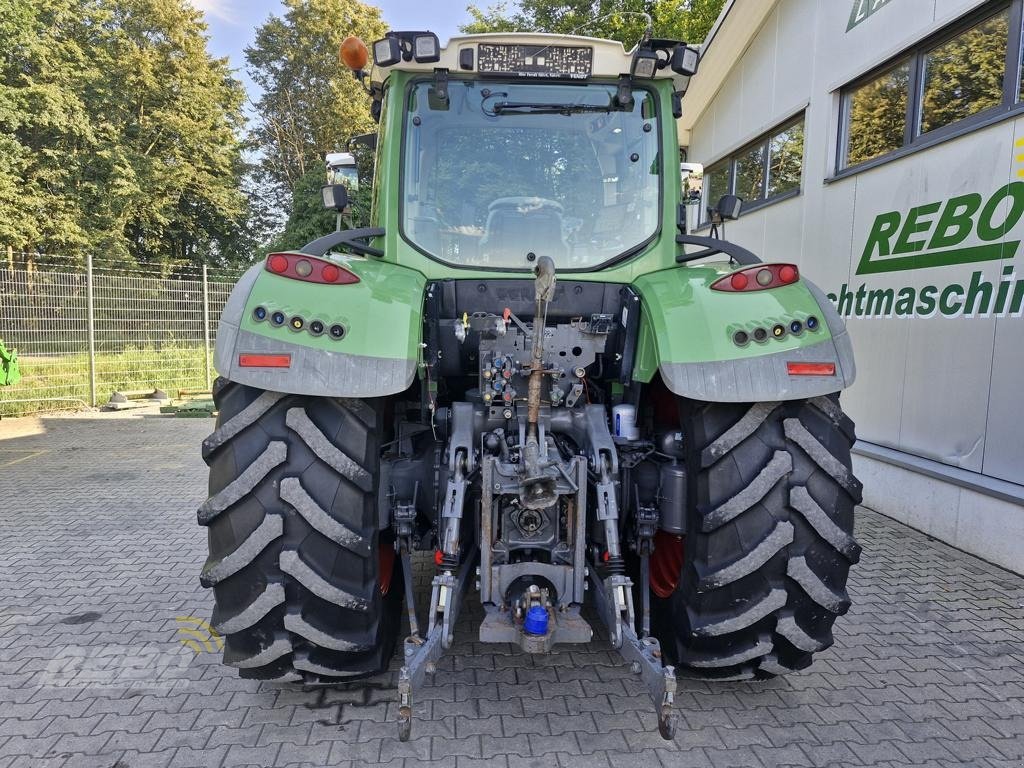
[702,161,730,220]
[700,115,805,224]
[767,122,805,197]
[920,9,1010,135]
[843,60,910,168]
[839,3,1021,171]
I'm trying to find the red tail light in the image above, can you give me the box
[712,264,799,292]
[787,361,836,376]
[264,253,359,285]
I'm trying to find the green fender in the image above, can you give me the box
[213,255,425,397]
[631,263,856,402]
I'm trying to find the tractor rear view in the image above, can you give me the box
[198,27,861,742]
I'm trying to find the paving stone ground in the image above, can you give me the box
[1,407,1023,768]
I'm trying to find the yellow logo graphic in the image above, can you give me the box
[1016,136,1024,178]
[175,616,223,655]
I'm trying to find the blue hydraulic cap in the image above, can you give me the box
[524,606,549,636]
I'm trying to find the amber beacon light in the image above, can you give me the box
[340,36,369,71]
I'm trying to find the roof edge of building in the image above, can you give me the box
[677,0,782,143]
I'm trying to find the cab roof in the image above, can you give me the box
[369,32,693,92]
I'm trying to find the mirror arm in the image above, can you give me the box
[300,227,386,259]
[675,234,761,266]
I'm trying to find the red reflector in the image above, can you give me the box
[730,272,748,290]
[321,263,341,283]
[434,549,444,566]
[779,264,799,284]
[650,530,685,599]
[787,361,836,376]
[238,353,291,368]
[268,254,289,274]
[379,542,395,596]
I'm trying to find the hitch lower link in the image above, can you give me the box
[396,451,476,741]
[591,480,678,740]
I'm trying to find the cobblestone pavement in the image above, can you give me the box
[1,408,1024,768]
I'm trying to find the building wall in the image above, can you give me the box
[683,0,1024,572]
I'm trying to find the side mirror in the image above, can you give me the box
[322,184,349,212]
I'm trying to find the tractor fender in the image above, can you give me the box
[213,257,425,397]
[632,265,855,402]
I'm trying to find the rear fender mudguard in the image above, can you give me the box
[214,257,425,397]
[632,264,855,402]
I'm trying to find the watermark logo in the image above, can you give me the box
[175,616,223,655]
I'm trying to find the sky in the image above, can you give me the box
[190,0,477,102]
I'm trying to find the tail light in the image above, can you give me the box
[265,253,359,285]
[711,264,799,292]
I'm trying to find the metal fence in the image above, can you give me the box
[0,253,246,417]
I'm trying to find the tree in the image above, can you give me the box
[245,0,387,207]
[0,0,248,268]
[461,0,725,48]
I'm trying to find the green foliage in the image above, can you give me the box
[267,169,339,252]
[0,0,248,268]
[246,0,386,201]
[461,0,725,47]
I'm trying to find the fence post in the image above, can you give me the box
[86,253,97,407]
[202,264,212,390]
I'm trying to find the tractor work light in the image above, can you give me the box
[373,36,402,67]
[373,32,440,66]
[711,264,800,292]
[264,253,359,285]
[631,48,659,79]
[413,33,440,63]
[671,45,700,77]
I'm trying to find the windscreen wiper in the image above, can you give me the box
[490,101,619,116]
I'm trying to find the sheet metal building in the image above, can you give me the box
[679,0,1024,573]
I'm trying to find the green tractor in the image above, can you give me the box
[199,29,861,741]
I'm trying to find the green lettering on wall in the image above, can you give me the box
[978,182,1024,241]
[857,211,901,266]
[856,242,1018,274]
[848,0,896,32]
[866,288,895,316]
[939,283,965,315]
[916,285,938,316]
[894,287,916,316]
[928,193,982,250]
[893,202,941,255]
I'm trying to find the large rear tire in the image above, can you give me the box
[197,378,402,683]
[660,394,862,680]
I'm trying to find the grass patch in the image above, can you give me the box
[0,344,212,417]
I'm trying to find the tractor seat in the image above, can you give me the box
[479,197,568,263]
